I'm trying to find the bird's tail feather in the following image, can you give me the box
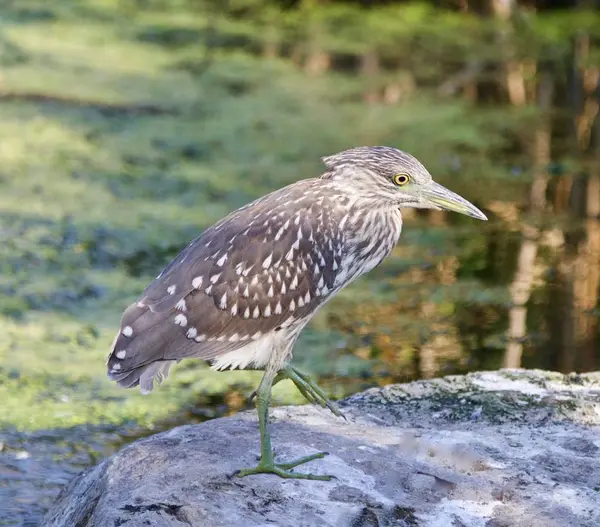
[106,300,186,393]
[109,360,176,394]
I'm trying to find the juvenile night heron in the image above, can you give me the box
[107,146,486,480]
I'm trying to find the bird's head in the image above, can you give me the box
[321,146,487,221]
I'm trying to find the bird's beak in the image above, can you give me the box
[421,181,488,221]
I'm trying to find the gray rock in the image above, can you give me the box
[42,370,600,527]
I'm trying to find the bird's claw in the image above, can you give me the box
[236,452,333,481]
[247,389,257,408]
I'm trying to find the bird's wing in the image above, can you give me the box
[107,180,347,390]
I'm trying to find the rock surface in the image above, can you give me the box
[43,370,600,527]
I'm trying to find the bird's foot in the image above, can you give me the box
[236,452,333,480]
[284,367,346,419]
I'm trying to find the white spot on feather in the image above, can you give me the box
[167,285,177,295]
[267,285,274,298]
[253,306,260,319]
[195,334,207,342]
[192,276,203,289]
[275,302,282,314]
[219,293,227,309]
[264,304,271,317]
[290,274,298,290]
[244,307,250,319]
[205,285,213,296]
[289,299,296,311]
[231,303,238,316]
[229,333,240,342]
[176,299,187,311]
[262,254,273,269]
[112,363,122,371]
[217,254,228,267]
[210,273,221,284]
[187,327,197,339]
[116,350,127,359]
[122,326,133,337]
[174,314,188,327]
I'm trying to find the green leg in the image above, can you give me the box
[247,367,345,419]
[237,370,333,480]
[283,366,345,419]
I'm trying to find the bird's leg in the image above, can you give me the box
[246,371,285,407]
[236,369,333,481]
[283,366,345,419]
[247,367,345,418]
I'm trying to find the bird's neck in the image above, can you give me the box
[317,178,403,248]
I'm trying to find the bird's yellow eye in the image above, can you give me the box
[393,173,410,186]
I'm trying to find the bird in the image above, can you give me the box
[106,146,487,480]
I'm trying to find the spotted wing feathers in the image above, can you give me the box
[107,180,347,392]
